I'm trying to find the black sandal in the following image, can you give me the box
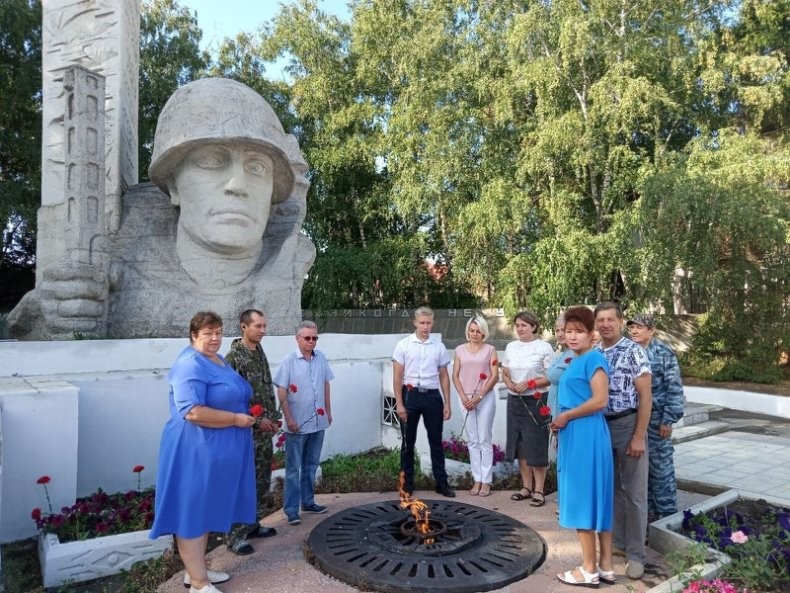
[510,488,532,501]
[530,491,545,507]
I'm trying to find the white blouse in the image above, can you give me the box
[503,339,555,393]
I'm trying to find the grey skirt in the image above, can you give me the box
[506,393,550,467]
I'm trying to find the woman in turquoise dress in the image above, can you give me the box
[151,311,258,593]
[551,306,615,587]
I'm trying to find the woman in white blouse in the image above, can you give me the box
[502,311,555,507]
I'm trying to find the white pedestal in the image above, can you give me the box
[38,529,172,588]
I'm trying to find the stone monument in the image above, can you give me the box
[9,2,314,339]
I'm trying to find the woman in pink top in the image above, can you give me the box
[452,315,500,496]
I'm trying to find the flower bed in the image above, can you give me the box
[647,490,790,593]
[419,435,517,483]
[32,468,172,587]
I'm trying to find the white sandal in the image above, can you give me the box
[597,565,616,584]
[557,566,600,588]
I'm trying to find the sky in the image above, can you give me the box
[179,0,350,51]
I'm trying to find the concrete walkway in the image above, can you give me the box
[674,407,790,507]
[156,405,790,593]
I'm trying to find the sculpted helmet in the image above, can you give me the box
[148,78,295,204]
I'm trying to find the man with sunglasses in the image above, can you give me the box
[274,321,334,526]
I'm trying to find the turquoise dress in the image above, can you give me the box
[150,346,256,539]
[557,350,613,531]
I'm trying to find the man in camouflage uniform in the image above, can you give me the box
[225,309,280,554]
[628,313,685,520]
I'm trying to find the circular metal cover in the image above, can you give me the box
[306,499,546,593]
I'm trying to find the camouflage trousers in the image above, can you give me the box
[226,433,274,547]
[647,423,677,518]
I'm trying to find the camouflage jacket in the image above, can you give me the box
[645,338,685,427]
[225,338,279,422]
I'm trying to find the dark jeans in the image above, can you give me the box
[400,387,447,491]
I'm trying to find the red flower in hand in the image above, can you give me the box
[479,372,487,380]
[316,407,326,416]
[491,358,499,367]
[289,384,298,393]
[31,507,42,521]
[249,404,265,417]
[564,357,572,364]
[539,405,551,417]
[526,379,538,390]
[532,392,542,400]
[132,465,145,474]
[37,476,51,485]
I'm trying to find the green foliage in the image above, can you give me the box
[639,133,789,382]
[138,0,208,180]
[0,0,40,300]
[315,447,434,493]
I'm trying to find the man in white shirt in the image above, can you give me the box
[393,307,455,497]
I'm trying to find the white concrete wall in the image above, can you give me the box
[685,386,790,419]
[0,333,399,543]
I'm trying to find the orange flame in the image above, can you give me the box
[398,471,431,534]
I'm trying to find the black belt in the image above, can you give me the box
[606,408,638,421]
[508,391,548,397]
[409,387,439,393]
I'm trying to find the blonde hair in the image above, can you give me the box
[465,315,490,341]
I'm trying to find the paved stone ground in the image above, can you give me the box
[156,406,789,593]
[157,488,709,593]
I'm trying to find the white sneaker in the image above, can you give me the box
[189,584,224,593]
[183,570,230,588]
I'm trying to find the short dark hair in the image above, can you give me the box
[564,306,595,333]
[239,309,264,326]
[594,301,623,320]
[514,310,540,333]
[189,311,223,342]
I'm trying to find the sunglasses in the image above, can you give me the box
[299,335,319,342]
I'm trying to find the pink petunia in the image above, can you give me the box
[730,530,748,544]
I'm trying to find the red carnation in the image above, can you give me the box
[479,373,487,380]
[539,405,551,417]
[132,465,145,473]
[289,384,298,393]
[277,419,283,427]
[31,507,42,521]
[316,407,325,416]
[526,379,537,390]
[37,476,51,485]
[249,404,265,417]
[491,358,499,367]
[532,392,542,400]
[564,357,572,364]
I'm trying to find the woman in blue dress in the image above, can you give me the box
[150,312,258,593]
[551,306,615,587]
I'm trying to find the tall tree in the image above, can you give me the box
[138,0,208,180]
[0,0,41,309]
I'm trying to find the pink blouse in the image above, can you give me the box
[454,343,496,396]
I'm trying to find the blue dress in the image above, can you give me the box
[150,346,256,539]
[557,350,614,531]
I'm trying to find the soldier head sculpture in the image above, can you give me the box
[9,77,315,340]
[149,80,295,276]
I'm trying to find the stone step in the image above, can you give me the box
[675,403,723,428]
[672,420,731,444]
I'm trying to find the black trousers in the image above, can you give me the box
[400,387,448,491]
